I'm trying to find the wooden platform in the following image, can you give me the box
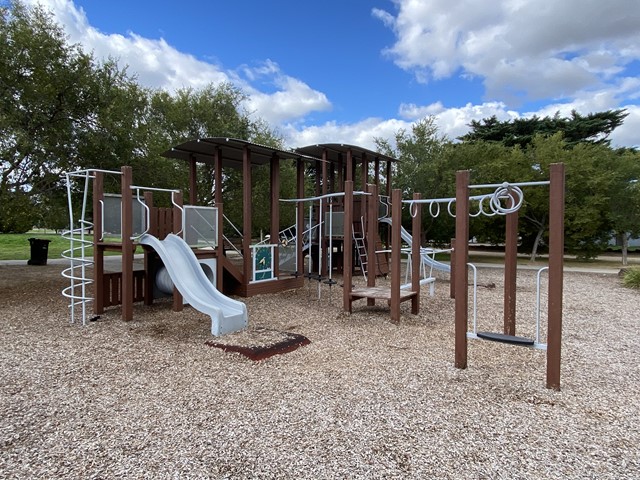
[350,286,417,302]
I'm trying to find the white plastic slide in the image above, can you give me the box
[379,217,451,273]
[139,233,248,336]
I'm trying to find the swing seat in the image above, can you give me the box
[476,331,535,346]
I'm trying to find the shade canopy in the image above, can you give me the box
[295,143,399,164]
[162,137,316,168]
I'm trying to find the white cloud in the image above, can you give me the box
[23,0,331,124]
[375,0,640,105]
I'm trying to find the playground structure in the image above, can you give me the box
[61,137,565,389]
[62,139,403,333]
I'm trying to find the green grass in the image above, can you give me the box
[622,267,640,289]
[0,232,70,261]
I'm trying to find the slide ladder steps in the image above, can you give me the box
[476,331,535,346]
[353,232,368,278]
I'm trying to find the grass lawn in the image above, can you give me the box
[0,232,83,261]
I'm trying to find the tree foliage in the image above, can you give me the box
[384,115,640,260]
[459,110,628,148]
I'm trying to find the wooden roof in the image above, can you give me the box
[162,137,316,168]
[295,143,399,164]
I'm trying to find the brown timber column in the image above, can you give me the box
[172,191,183,312]
[143,191,155,305]
[214,148,223,204]
[361,153,368,190]
[504,191,519,335]
[216,202,224,291]
[343,180,354,313]
[296,159,305,276]
[121,166,133,321]
[366,183,377,306]
[390,188,402,323]
[215,147,224,291]
[337,153,344,193]
[93,171,104,314]
[450,238,456,299]
[321,154,328,277]
[374,157,380,187]
[243,146,252,283]
[189,154,198,205]
[270,153,280,277]
[454,170,470,369]
[346,148,353,182]
[386,161,392,198]
[411,193,422,314]
[547,163,565,390]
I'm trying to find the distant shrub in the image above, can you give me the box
[622,268,640,289]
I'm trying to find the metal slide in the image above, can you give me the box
[139,233,248,336]
[378,217,451,274]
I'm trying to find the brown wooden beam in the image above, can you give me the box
[547,163,565,390]
[172,191,183,312]
[454,170,470,369]
[296,159,305,276]
[366,183,377,306]
[411,193,421,314]
[243,146,252,282]
[188,154,197,205]
[93,171,104,314]
[120,166,133,321]
[270,153,280,277]
[343,180,354,313]
[390,188,402,323]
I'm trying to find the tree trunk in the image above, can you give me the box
[531,215,547,262]
[622,233,629,266]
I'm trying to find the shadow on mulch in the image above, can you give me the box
[205,332,311,361]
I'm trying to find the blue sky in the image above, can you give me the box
[21,0,640,149]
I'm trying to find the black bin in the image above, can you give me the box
[27,238,51,265]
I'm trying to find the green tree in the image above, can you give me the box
[460,110,628,148]
[0,1,147,231]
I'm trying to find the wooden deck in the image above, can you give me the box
[350,286,417,302]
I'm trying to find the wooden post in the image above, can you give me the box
[216,202,224,291]
[243,146,252,283]
[547,163,565,390]
[366,183,377,306]
[296,159,305,276]
[172,191,183,312]
[411,193,422,314]
[188,155,198,205]
[93,171,104,314]
[454,170,470,369]
[504,191,518,335]
[121,166,133,322]
[374,157,380,187]
[343,181,354,313]
[270,153,280,278]
[143,191,154,305]
[390,189,402,323]
[214,147,223,205]
[450,238,456,299]
[361,153,368,190]
[346,149,353,182]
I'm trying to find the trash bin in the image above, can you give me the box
[27,238,51,266]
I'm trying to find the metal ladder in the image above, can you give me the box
[352,217,368,279]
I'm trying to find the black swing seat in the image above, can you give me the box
[476,331,535,346]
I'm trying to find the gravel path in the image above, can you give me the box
[0,265,639,479]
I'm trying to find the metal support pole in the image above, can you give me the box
[454,170,470,369]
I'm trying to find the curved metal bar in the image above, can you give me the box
[429,201,440,218]
[536,266,550,345]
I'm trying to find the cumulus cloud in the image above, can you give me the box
[374,0,640,105]
[23,0,331,125]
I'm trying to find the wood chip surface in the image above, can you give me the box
[1,264,639,478]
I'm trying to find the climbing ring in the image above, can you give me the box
[409,201,419,218]
[429,201,440,218]
[490,183,524,215]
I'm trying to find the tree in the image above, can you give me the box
[375,117,455,243]
[459,110,629,148]
[0,1,146,231]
